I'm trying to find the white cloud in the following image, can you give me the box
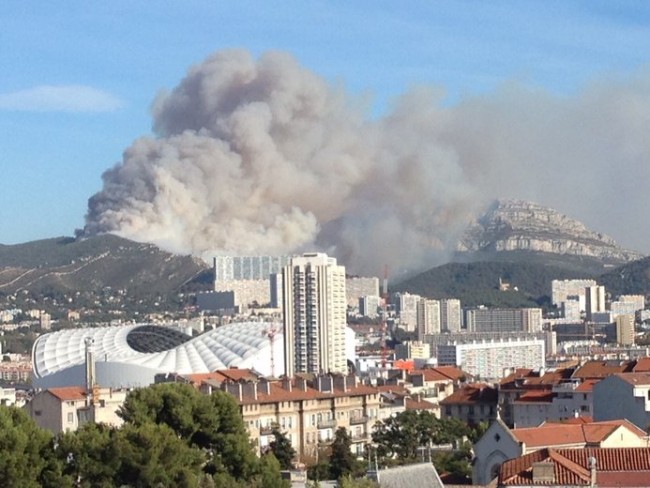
[0,85,124,112]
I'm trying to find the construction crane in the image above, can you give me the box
[262,325,280,377]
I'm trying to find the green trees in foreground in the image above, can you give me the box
[371,410,482,481]
[0,383,289,488]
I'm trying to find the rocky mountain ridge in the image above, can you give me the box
[457,199,643,264]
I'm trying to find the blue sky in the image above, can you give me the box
[1,1,650,247]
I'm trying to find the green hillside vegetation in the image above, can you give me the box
[599,256,650,297]
[0,234,209,295]
[393,261,594,308]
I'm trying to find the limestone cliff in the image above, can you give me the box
[457,199,643,263]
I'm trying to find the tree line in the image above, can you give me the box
[0,383,288,487]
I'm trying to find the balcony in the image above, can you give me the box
[351,432,369,442]
[349,416,369,426]
[259,425,275,436]
[317,419,337,429]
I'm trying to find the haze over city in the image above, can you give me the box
[3,2,650,274]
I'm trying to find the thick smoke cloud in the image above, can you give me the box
[84,50,650,275]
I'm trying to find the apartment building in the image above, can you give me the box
[212,374,382,460]
[282,253,348,376]
[416,298,441,340]
[346,277,380,308]
[439,383,498,425]
[440,299,462,332]
[465,307,542,333]
[437,338,545,380]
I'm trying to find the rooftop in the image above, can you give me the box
[499,447,650,486]
[439,383,498,405]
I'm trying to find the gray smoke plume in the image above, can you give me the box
[84,50,650,274]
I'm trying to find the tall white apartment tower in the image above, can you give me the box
[417,298,441,341]
[282,253,348,377]
[440,299,462,332]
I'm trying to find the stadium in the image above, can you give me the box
[31,321,286,388]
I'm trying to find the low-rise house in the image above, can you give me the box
[439,383,498,425]
[472,417,648,485]
[23,386,128,433]
[511,379,597,428]
[497,447,650,487]
[406,366,466,417]
[571,359,635,381]
[593,372,650,430]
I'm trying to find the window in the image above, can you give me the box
[67,412,74,423]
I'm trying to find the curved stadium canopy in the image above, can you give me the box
[31,321,285,388]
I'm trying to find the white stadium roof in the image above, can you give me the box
[31,321,285,388]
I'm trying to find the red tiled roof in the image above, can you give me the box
[499,447,650,486]
[574,379,599,392]
[543,416,594,425]
[184,368,258,387]
[513,391,554,403]
[500,367,575,390]
[430,366,466,381]
[233,381,381,406]
[404,396,437,411]
[48,386,87,401]
[615,372,650,386]
[439,383,497,405]
[217,368,259,382]
[572,360,634,380]
[512,420,645,448]
[632,356,650,372]
[376,384,410,396]
[410,369,451,382]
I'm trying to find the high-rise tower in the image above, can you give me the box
[282,253,347,377]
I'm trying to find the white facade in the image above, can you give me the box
[282,253,348,377]
[395,292,420,332]
[32,321,287,388]
[551,279,597,310]
[437,338,545,380]
[213,256,290,282]
[440,299,462,332]
[417,298,441,340]
[465,308,542,333]
[359,295,381,318]
[346,277,380,308]
[616,314,635,346]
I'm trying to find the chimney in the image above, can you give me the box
[259,378,272,395]
[297,377,308,391]
[532,462,554,484]
[334,374,347,392]
[316,374,332,392]
[589,457,597,487]
[223,381,243,401]
[282,377,292,392]
[242,381,257,400]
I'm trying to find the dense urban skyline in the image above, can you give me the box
[3,2,650,268]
